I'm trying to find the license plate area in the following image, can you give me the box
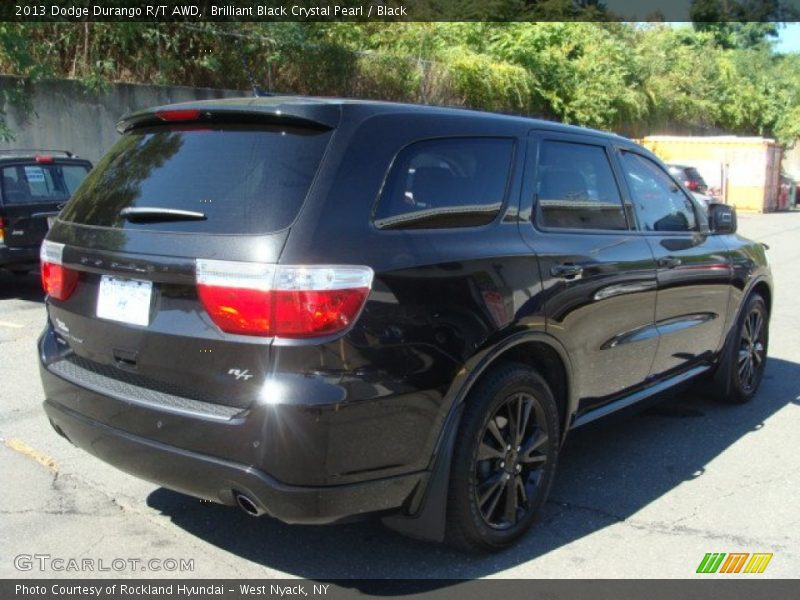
[96,276,153,326]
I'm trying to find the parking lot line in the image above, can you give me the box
[3,438,59,473]
[0,320,24,329]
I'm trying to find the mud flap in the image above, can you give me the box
[706,324,736,399]
[381,403,464,543]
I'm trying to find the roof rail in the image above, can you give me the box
[0,149,74,157]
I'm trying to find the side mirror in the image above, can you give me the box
[708,203,737,234]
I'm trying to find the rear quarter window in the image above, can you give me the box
[373,137,515,230]
[59,124,331,234]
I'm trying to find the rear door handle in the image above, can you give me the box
[657,256,682,269]
[550,263,583,280]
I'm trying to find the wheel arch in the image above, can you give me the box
[475,340,571,442]
[708,275,772,401]
[727,276,772,348]
[750,279,771,315]
[449,332,575,452]
[443,332,576,450]
[382,330,576,542]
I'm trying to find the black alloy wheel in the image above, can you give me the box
[446,363,559,551]
[475,392,550,529]
[737,301,768,394]
[715,293,769,405]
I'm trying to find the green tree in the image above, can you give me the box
[2,21,799,145]
[690,0,791,49]
[0,23,51,140]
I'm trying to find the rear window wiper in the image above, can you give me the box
[120,207,207,222]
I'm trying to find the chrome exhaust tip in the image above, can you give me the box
[234,492,265,517]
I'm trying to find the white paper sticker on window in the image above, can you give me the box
[24,166,46,183]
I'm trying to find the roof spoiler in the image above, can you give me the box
[0,149,75,157]
[117,99,341,133]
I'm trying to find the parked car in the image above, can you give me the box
[667,163,710,195]
[777,173,795,210]
[0,150,92,275]
[38,98,772,551]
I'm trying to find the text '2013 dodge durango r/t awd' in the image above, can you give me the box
[38,98,771,551]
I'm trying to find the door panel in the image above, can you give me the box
[617,150,731,377]
[647,233,732,376]
[520,134,658,415]
[533,234,659,407]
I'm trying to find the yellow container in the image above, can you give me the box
[639,136,782,213]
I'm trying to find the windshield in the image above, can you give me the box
[685,167,707,185]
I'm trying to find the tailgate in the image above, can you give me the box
[41,119,332,410]
[1,160,90,247]
[0,200,58,247]
[43,231,287,410]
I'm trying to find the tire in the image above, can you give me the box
[445,362,560,552]
[715,294,769,404]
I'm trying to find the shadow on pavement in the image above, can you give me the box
[0,270,44,303]
[147,357,800,586]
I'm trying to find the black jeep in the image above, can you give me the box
[0,150,91,275]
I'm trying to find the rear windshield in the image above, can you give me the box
[684,167,706,183]
[59,125,332,234]
[1,163,90,205]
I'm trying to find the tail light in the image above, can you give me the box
[40,241,78,301]
[0,216,5,245]
[686,180,699,191]
[196,260,373,338]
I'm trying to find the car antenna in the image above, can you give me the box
[235,36,272,97]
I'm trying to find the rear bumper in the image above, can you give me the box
[43,398,424,524]
[37,322,435,524]
[0,244,38,269]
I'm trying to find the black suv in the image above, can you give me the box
[38,98,772,551]
[0,150,92,275]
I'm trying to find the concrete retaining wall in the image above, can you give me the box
[0,76,243,163]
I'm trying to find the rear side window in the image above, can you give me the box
[535,140,627,230]
[621,152,698,232]
[1,164,90,205]
[373,138,514,229]
[60,125,331,234]
[684,167,706,185]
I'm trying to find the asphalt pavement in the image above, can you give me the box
[1,212,798,579]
